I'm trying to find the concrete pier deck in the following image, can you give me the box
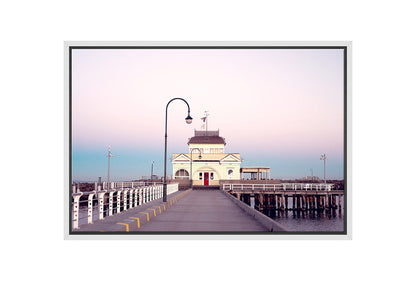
[73,190,274,233]
[137,190,267,232]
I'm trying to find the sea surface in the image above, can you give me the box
[250,197,345,232]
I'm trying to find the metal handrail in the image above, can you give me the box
[222,183,335,191]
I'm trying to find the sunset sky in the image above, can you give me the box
[71,48,344,181]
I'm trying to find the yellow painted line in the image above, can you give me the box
[148,208,157,216]
[116,223,129,232]
[139,212,149,221]
[129,217,141,228]
[157,206,162,213]
[161,204,166,210]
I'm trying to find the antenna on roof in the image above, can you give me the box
[201,111,209,133]
[204,111,209,132]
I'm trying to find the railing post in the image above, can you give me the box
[134,189,138,207]
[72,193,82,230]
[129,189,134,209]
[87,193,95,224]
[139,188,142,205]
[123,189,128,211]
[144,187,147,203]
[98,191,105,220]
[108,191,114,216]
[117,190,121,213]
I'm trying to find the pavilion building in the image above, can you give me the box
[172,130,242,186]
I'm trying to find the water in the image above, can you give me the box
[252,197,345,233]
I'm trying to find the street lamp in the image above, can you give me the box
[190,148,202,189]
[163,98,192,202]
[320,154,327,184]
[151,161,154,181]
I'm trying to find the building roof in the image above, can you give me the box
[188,130,226,145]
[240,167,271,172]
[172,153,240,161]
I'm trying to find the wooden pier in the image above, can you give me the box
[223,183,344,213]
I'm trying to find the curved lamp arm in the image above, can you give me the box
[163,98,192,202]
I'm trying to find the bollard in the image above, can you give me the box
[72,193,82,230]
[98,192,105,220]
[87,193,95,224]
[139,188,142,205]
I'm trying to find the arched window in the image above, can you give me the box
[175,169,189,179]
[228,169,234,179]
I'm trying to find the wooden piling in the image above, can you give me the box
[281,194,285,211]
[285,195,288,211]
[339,195,342,213]
[325,194,329,210]
[302,195,306,211]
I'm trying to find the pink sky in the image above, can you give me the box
[72,48,344,180]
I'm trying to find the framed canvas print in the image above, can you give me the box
[64,41,351,239]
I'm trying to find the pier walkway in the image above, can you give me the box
[73,189,288,233]
[138,190,266,232]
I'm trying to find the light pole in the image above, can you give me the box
[320,154,327,184]
[163,98,192,202]
[151,161,154,181]
[107,145,114,189]
[190,148,202,189]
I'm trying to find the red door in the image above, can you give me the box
[204,172,209,186]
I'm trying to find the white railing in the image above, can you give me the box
[222,183,335,192]
[71,182,178,230]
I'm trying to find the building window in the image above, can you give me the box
[175,169,189,179]
[199,172,203,180]
[210,172,214,180]
[228,169,234,179]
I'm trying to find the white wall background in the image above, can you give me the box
[1,1,415,280]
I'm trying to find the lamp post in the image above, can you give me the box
[107,145,114,189]
[151,161,154,181]
[190,148,202,189]
[320,154,327,184]
[163,98,192,202]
